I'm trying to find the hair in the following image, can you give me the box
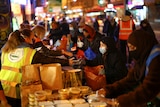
[2,30,24,53]
[21,28,32,38]
[32,25,45,39]
[19,23,31,31]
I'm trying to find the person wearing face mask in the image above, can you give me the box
[97,29,160,107]
[99,36,128,84]
[68,22,78,46]
[0,29,74,107]
[80,24,104,66]
[76,22,85,48]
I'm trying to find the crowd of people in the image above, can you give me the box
[0,10,159,107]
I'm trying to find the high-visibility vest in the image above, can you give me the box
[0,47,36,99]
[119,20,134,40]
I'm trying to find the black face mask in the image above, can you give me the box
[129,50,139,60]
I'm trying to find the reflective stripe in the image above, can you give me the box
[120,20,132,30]
[119,32,132,35]
[1,80,18,87]
[119,20,133,40]
[1,66,20,72]
[24,48,33,65]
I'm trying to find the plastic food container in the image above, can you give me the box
[58,89,70,100]
[69,87,81,99]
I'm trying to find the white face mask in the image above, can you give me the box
[77,41,84,48]
[69,27,74,31]
[78,28,83,33]
[99,46,107,54]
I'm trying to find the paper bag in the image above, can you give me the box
[84,65,107,91]
[39,63,63,90]
[20,84,42,107]
[21,64,41,83]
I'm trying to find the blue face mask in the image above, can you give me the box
[69,27,74,31]
[99,47,107,54]
[78,28,83,33]
[77,41,84,48]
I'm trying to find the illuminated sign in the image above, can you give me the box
[11,0,26,5]
[132,0,144,5]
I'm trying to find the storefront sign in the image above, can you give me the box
[11,0,26,5]
[132,0,144,5]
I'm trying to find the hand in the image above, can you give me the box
[62,50,73,57]
[96,88,106,97]
[96,97,119,107]
[69,58,73,66]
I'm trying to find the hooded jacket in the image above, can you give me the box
[101,37,128,84]
[105,29,160,107]
[81,24,104,66]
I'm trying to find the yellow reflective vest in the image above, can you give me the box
[0,47,36,99]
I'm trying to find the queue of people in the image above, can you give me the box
[0,11,159,107]
[97,29,160,107]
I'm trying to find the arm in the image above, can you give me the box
[105,52,128,84]
[32,51,71,66]
[116,55,160,107]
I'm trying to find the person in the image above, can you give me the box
[97,29,160,107]
[78,24,104,66]
[32,25,73,57]
[69,21,78,46]
[59,17,70,36]
[32,25,46,40]
[47,21,62,45]
[140,19,156,37]
[99,37,128,84]
[118,12,135,64]
[93,17,99,32]
[0,29,73,107]
[102,16,110,36]
[107,17,119,44]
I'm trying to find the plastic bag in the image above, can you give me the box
[84,47,96,60]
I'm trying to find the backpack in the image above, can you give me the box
[145,44,160,101]
[145,44,160,76]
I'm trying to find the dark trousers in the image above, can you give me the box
[6,97,21,107]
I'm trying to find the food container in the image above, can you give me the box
[69,99,86,104]
[69,87,81,99]
[90,102,107,107]
[38,101,54,107]
[87,94,100,103]
[34,90,47,101]
[58,89,70,100]
[74,103,89,107]
[54,100,70,105]
[44,89,52,96]
[79,86,90,96]
[55,103,72,107]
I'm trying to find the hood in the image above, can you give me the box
[83,24,96,41]
[101,36,117,53]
